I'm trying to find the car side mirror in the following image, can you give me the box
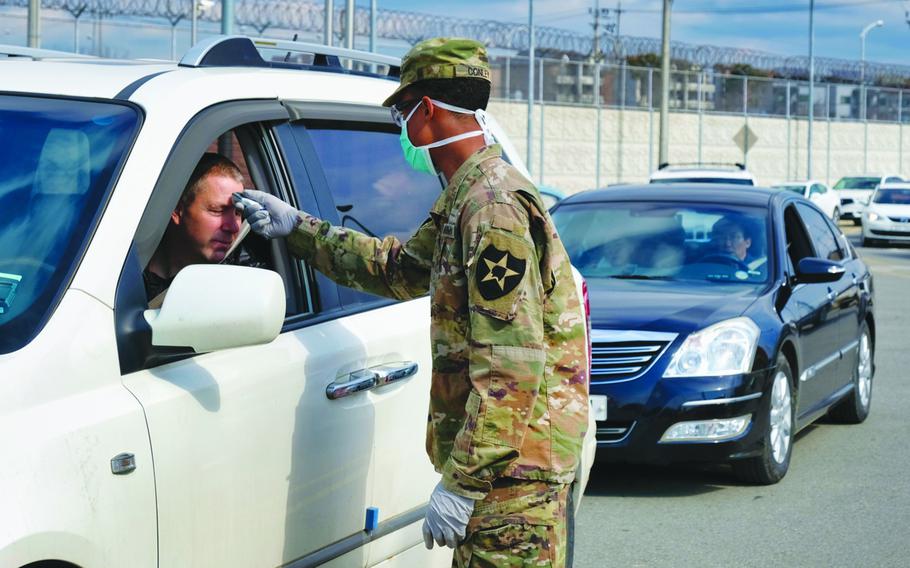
[795,258,845,284]
[144,264,285,352]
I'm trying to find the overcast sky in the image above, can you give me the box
[2,1,909,65]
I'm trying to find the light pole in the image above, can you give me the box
[658,0,672,166]
[345,0,354,49]
[325,0,334,46]
[861,19,884,172]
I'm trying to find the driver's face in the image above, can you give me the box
[714,225,751,260]
[172,173,242,262]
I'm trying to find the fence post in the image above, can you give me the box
[595,62,602,190]
[618,62,625,182]
[697,71,704,163]
[505,56,511,100]
[742,76,749,167]
[648,67,654,173]
[899,90,903,174]
[826,84,831,185]
[539,58,544,182]
[863,86,869,173]
[786,80,791,180]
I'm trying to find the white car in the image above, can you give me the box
[834,174,905,225]
[649,163,756,186]
[772,180,841,220]
[861,183,910,247]
[0,37,595,568]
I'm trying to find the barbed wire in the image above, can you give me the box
[2,0,909,80]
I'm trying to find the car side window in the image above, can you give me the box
[784,205,815,269]
[810,184,826,196]
[292,120,441,307]
[794,202,844,261]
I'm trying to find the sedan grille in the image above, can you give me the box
[841,198,854,205]
[590,329,677,384]
[888,216,910,223]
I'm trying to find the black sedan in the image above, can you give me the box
[551,185,875,484]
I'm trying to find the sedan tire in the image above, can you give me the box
[732,356,795,485]
[829,323,873,424]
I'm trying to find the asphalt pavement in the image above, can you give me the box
[574,224,910,568]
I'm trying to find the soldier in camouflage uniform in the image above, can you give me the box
[233,37,589,567]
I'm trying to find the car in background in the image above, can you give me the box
[0,38,595,568]
[772,180,840,220]
[650,163,756,186]
[861,182,910,247]
[551,184,875,484]
[538,184,567,210]
[834,174,904,225]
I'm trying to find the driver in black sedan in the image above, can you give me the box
[711,215,754,262]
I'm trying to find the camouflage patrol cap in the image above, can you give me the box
[382,37,492,107]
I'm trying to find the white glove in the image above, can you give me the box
[232,190,300,239]
[421,482,475,550]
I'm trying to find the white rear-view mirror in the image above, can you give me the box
[144,264,285,352]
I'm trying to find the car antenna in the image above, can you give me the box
[284,34,298,63]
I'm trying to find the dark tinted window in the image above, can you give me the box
[795,202,843,261]
[302,121,441,306]
[872,188,910,204]
[833,177,879,190]
[0,95,139,354]
[651,177,754,185]
[551,201,770,285]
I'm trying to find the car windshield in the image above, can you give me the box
[0,95,139,355]
[651,177,754,186]
[834,177,879,190]
[773,184,805,195]
[552,201,770,285]
[872,188,910,204]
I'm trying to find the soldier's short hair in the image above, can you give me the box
[404,78,491,114]
[178,152,244,211]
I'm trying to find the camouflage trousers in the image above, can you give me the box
[453,480,569,568]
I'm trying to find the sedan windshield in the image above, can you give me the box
[872,188,910,204]
[0,95,139,354]
[834,177,879,190]
[551,201,770,285]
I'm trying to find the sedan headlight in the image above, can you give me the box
[866,211,881,222]
[663,317,760,378]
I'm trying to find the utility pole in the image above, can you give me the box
[589,1,609,62]
[658,0,672,165]
[27,0,40,47]
[861,20,884,173]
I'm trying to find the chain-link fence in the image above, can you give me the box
[490,55,910,124]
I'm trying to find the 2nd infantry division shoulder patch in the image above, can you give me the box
[476,244,527,301]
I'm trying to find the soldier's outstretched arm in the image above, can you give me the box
[234,190,432,300]
[441,201,546,500]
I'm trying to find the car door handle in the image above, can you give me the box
[326,361,419,400]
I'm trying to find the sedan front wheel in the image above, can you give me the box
[733,356,795,485]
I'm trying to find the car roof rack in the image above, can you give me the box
[179,36,400,79]
[0,44,94,60]
[658,162,746,171]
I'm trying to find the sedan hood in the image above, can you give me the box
[867,203,910,217]
[586,278,761,334]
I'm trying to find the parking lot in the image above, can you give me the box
[574,224,910,567]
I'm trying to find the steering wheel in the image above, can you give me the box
[698,253,750,271]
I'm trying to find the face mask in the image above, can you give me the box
[398,99,496,175]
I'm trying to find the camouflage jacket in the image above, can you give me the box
[286,145,589,500]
